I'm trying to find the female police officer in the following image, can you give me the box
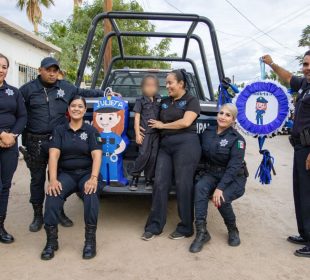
[41,96,102,260]
[0,53,27,243]
[189,103,247,253]
[142,69,201,241]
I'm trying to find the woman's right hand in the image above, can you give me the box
[0,132,16,147]
[47,179,62,196]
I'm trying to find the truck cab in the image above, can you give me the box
[76,12,225,194]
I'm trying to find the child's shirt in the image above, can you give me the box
[133,94,161,134]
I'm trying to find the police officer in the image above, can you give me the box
[262,51,310,258]
[20,57,104,233]
[0,53,27,243]
[189,103,247,253]
[41,96,102,260]
[142,69,201,241]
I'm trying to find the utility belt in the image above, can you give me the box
[19,132,51,169]
[205,161,249,178]
[289,128,310,147]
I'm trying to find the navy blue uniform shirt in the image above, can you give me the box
[133,94,161,133]
[160,92,200,135]
[49,123,101,171]
[0,81,27,135]
[290,76,310,137]
[20,76,103,134]
[201,126,246,190]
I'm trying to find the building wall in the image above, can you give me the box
[0,30,52,87]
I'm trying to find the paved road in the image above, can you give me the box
[0,135,309,280]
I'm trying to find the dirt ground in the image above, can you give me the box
[0,135,309,280]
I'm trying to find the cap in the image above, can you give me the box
[256,96,268,103]
[94,96,125,113]
[40,57,60,69]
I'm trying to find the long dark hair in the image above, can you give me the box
[170,69,187,89]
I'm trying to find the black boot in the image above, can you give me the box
[41,225,59,260]
[58,208,73,227]
[129,176,139,191]
[189,221,211,253]
[83,224,97,259]
[29,204,43,232]
[226,224,240,246]
[0,215,14,244]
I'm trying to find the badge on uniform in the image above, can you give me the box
[176,100,187,109]
[80,132,88,141]
[5,88,14,96]
[162,103,169,109]
[220,139,228,147]
[57,89,65,98]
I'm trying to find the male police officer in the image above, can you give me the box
[262,51,310,258]
[20,57,104,233]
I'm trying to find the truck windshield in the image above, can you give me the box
[107,70,200,99]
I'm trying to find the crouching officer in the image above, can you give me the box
[19,57,104,233]
[190,103,247,253]
[262,51,310,258]
[41,96,102,260]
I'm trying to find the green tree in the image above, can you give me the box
[298,25,310,49]
[16,0,55,33]
[42,0,175,83]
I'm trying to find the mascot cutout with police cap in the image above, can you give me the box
[93,92,129,186]
[233,58,292,184]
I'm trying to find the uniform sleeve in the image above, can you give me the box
[11,89,27,135]
[49,127,62,150]
[217,137,246,191]
[133,99,142,113]
[186,96,201,116]
[290,76,304,93]
[89,128,102,151]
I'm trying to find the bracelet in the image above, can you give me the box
[91,175,98,179]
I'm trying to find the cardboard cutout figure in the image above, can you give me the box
[93,96,129,186]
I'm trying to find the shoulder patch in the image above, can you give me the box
[237,140,245,149]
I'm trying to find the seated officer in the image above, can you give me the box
[41,96,102,260]
[190,103,247,253]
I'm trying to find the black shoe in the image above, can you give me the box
[129,176,139,191]
[59,209,73,227]
[189,221,211,253]
[41,225,59,260]
[83,224,97,259]
[287,235,308,245]
[145,179,153,191]
[0,216,14,244]
[141,231,155,241]
[169,231,187,240]
[29,204,43,232]
[294,246,310,258]
[227,224,240,247]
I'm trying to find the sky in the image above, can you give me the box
[0,0,309,88]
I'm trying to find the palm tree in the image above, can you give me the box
[16,0,55,33]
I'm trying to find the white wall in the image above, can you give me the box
[0,31,51,87]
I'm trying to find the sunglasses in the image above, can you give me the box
[218,111,232,117]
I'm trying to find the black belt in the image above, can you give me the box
[26,132,51,141]
[205,163,226,173]
[289,128,310,147]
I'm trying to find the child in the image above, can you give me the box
[129,75,161,191]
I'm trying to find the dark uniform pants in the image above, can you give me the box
[44,170,100,226]
[194,172,246,225]
[293,145,310,242]
[145,133,201,236]
[0,144,18,217]
[132,133,159,179]
[24,135,49,205]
